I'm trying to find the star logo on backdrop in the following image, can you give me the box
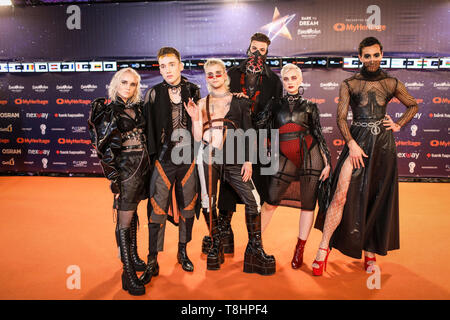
[261,7,296,41]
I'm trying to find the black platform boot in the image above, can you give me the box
[177,242,194,272]
[139,223,160,285]
[219,210,235,254]
[130,212,146,272]
[243,212,276,275]
[202,209,224,270]
[201,209,234,255]
[118,227,145,295]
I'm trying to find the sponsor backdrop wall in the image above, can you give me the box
[0,0,449,177]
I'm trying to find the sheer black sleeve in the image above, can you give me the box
[394,80,419,127]
[88,98,122,193]
[336,81,353,143]
[309,102,331,166]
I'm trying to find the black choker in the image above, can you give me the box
[286,92,301,102]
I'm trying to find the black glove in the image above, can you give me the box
[110,180,120,194]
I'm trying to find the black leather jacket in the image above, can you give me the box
[255,96,330,165]
[88,97,146,192]
[143,77,201,162]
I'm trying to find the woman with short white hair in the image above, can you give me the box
[88,67,151,296]
[255,63,331,270]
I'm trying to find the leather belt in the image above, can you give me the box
[279,130,310,142]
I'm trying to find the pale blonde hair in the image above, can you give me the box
[204,58,230,93]
[108,68,142,104]
[281,63,303,79]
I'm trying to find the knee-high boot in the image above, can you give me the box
[130,212,146,271]
[139,223,160,285]
[202,209,224,270]
[118,227,145,295]
[243,212,276,275]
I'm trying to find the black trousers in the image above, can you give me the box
[147,159,197,247]
[196,144,260,217]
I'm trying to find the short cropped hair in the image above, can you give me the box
[250,32,271,46]
[204,58,230,92]
[358,37,383,55]
[157,47,181,61]
[281,63,302,79]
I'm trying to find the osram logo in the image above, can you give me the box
[2,149,21,155]
[0,113,20,118]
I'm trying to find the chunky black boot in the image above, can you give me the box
[139,253,159,285]
[202,209,224,270]
[118,227,145,295]
[201,235,212,255]
[201,210,234,255]
[218,210,235,254]
[177,242,194,272]
[243,213,276,276]
[130,212,146,272]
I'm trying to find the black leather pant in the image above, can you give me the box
[197,144,260,219]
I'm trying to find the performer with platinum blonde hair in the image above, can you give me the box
[185,58,276,275]
[255,63,331,270]
[88,67,151,295]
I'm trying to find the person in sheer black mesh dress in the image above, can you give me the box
[88,68,150,295]
[254,63,331,270]
[312,37,419,276]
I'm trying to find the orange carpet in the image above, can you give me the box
[0,177,449,300]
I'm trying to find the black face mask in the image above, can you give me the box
[246,48,267,74]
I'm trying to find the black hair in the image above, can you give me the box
[358,37,383,55]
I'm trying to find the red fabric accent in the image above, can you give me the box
[279,123,313,168]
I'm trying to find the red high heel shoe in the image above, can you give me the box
[364,255,376,271]
[312,247,331,276]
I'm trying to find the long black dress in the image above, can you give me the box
[314,67,418,259]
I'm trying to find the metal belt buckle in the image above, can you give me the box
[367,121,381,135]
